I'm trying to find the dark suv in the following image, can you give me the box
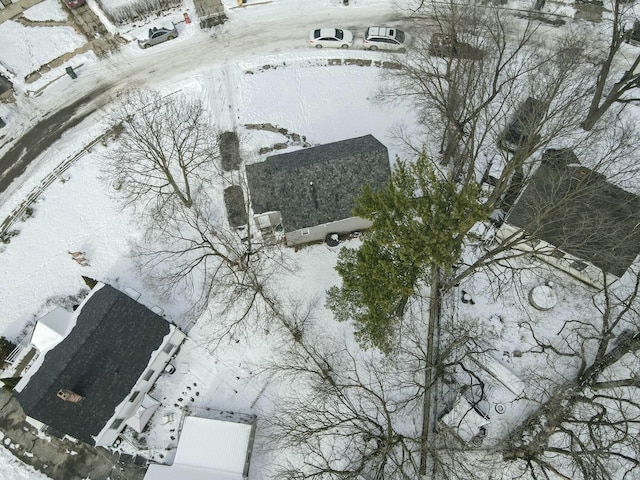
[625,20,640,46]
[428,32,484,59]
[497,97,545,153]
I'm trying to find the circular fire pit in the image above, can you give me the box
[529,285,558,311]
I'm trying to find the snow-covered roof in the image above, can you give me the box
[30,306,75,353]
[145,464,241,480]
[175,416,252,473]
[469,349,526,397]
[440,395,490,443]
[144,416,255,480]
[125,394,161,433]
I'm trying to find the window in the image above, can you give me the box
[129,391,140,403]
[570,260,588,271]
[110,418,124,430]
[163,343,175,354]
[526,237,540,248]
[551,249,565,259]
[143,370,155,381]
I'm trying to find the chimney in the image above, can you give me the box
[57,389,84,403]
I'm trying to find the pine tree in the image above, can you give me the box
[326,155,489,352]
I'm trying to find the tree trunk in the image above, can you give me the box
[419,266,442,476]
[581,0,623,131]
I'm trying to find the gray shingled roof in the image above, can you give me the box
[15,284,170,445]
[506,151,640,277]
[246,135,391,232]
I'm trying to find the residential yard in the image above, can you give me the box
[1,0,640,479]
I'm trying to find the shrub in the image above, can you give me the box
[97,0,182,25]
[0,229,19,245]
[0,336,17,364]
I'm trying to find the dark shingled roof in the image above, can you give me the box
[246,135,391,231]
[506,150,640,277]
[15,284,170,445]
[224,185,247,228]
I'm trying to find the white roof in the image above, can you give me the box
[469,349,526,397]
[145,464,242,480]
[175,416,252,473]
[441,395,490,443]
[125,394,161,433]
[30,306,75,352]
[144,416,253,480]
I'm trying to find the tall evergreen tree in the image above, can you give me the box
[326,155,489,352]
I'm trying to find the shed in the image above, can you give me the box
[144,416,256,480]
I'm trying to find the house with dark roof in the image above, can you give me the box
[496,149,640,288]
[13,283,186,447]
[246,135,392,246]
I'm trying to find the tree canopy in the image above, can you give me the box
[327,155,489,352]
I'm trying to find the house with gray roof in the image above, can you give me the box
[13,282,185,447]
[246,135,392,246]
[496,149,640,288]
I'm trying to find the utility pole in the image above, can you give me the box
[419,266,443,477]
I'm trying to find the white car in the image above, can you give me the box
[309,28,354,49]
[363,26,407,51]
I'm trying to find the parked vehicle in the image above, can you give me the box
[138,24,178,49]
[363,26,407,51]
[624,20,640,46]
[63,0,85,8]
[309,28,354,49]
[497,97,545,153]
[428,32,484,59]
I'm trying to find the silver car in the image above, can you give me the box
[363,26,407,51]
[138,24,178,49]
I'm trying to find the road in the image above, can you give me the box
[0,87,109,196]
[0,1,404,201]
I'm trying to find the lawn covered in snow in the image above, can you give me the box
[1,0,640,479]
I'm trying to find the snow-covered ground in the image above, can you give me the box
[0,0,638,478]
[0,437,50,480]
[0,1,418,477]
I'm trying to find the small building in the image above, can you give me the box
[144,415,256,480]
[13,283,186,447]
[440,394,490,444]
[497,149,640,288]
[246,135,392,246]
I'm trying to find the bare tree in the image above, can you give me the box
[262,290,514,480]
[264,302,426,480]
[581,0,640,131]
[107,90,219,215]
[501,270,640,480]
[104,90,287,323]
[387,1,592,190]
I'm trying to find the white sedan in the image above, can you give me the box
[309,28,354,49]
